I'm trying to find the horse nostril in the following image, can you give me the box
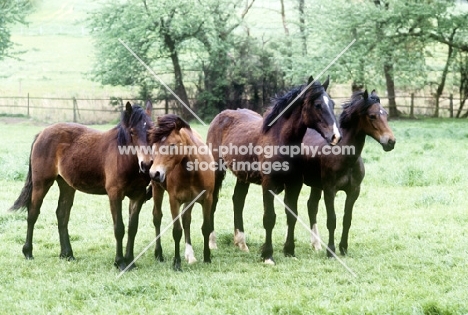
[151,171,160,181]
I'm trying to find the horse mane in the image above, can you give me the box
[340,90,381,128]
[262,81,325,133]
[150,114,191,143]
[116,104,150,146]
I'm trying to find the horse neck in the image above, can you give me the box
[338,124,366,164]
[274,107,307,145]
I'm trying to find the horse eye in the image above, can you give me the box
[315,103,322,109]
[369,114,377,120]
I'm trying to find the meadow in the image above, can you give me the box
[0,116,467,314]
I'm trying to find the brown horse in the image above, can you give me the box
[9,102,154,271]
[303,90,396,257]
[149,114,215,271]
[207,76,341,264]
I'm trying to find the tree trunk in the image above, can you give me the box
[383,60,399,118]
[298,0,307,56]
[434,29,456,118]
[162,21,191,120]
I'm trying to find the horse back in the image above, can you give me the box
[32,123,142,195]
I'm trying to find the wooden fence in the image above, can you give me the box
[0,93,464,124]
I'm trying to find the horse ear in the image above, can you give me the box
[307,75,314,85]
[371,89,377,96]
[145,99,153,117]
[363,90,369,100]
[322,75,330,91]
[125,102,132,114]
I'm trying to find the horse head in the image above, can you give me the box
[120,100,154,173]
[148,114,191,183]
[302,76,341,145]
[341,90,396,151]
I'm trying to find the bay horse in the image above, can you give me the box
[149,114,215,271]
[303,90,396,257]
[9,101,154,271]
[207,76,341,264]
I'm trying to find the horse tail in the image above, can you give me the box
[9,135,37,212]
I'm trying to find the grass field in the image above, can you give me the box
[0,117,467,314]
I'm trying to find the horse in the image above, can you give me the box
[303,90,396,257]
[148,114,215,271]
[207,76,341,264]
[9,101,154,271]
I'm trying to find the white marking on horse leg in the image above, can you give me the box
[234,229,249,252]
[209,231,218,250]
[264,258,275,265]
[311,223,322,250]
[185,244,197,264]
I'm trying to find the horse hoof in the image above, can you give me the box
[60,254,76,261]
[209,232,218,249]
[155,255,165,262]
[24,255,34,260]
[237,243,249,252]
[312,241,322,251]
[173,264,182,272]
[263,257,276,265]
[339,245,348,256]
[186,256,197,264]
[204,258,212,264]
[326,245,336,258]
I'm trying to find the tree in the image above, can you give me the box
[303,0,456,118]
[0,0,31,60]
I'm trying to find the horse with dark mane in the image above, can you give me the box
[207,76,341,264]
[303,90,396,257]
[10,102,154,271]
[149,114,215,271]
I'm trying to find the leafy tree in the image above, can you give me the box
[0,0,31,60]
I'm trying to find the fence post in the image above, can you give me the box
[27,93,30,118]
[410,93,415,119]
[165,97,169,114]
[449,94,453,118]
[73,97,77,122]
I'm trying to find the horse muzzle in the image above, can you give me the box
[149,167,166,183]
[139,160,153,174]
[381,138,396,152]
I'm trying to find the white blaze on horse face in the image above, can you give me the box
[323,95,330,107]
[185,244,197,264]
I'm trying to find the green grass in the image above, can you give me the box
[0,118,467,314]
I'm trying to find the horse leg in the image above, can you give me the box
[170,198,183,271]
[307,187,322,251]
[323,187,337,258]
[209,168,225,250]
[201,196,213,263]
[339,186,360,255]
[56,177,76,261]
[108,195,126,270]
[23,178,54,259]
[232,179,250,252]
[261,180,277,265]
[152,183,165,262]
[182,203,197,264]
[124,192,146,270]
[283,180,302,257]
